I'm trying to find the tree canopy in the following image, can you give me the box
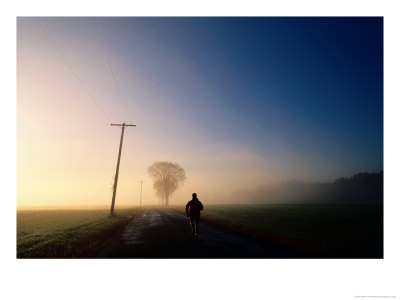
[148,161,186,205]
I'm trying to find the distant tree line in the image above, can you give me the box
[231,171,383,204]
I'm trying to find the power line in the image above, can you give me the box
[88,20,139,212]
[36,19,138,214]
[90,19,137,143]
[37,18,113,124]
[91,19,132,122]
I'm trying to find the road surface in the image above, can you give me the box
[99,208,294,258]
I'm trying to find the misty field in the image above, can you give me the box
[178,204,383,258]
[17,208,138,258]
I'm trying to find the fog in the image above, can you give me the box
[16,18,383,209]
[167,171,383,206]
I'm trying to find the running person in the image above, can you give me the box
[186,193,203,238]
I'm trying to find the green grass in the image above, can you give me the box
[17,208,138,258]
[174,204,383,257]
[18,204,383,258]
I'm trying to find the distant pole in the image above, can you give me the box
[138,181,144,207]
[110,122,136,216]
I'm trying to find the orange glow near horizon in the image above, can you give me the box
[17,17,381,209]
[16,22,279,208]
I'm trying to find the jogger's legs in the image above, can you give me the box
[189,218,195,234]
[189,216,200,235]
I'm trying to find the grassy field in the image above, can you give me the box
[17,208,138,258]
[174,204,383,258]
[17,204,383,258]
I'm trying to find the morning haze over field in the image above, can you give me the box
[17,17,383,208]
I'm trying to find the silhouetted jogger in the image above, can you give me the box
[186,193,203,238]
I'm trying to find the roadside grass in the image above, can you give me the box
[17,208,138,258]
[172,204,383,257]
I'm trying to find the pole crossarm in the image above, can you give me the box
[111,123,136,127]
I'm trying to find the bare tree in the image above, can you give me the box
[148,161,186,206]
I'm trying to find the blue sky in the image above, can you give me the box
[17,17,383,206]
[98,17,383,174]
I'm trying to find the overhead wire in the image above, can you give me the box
[36,18,116,136]
[92,19,131,122]
[91,19,137,142]
[90,18,139,204]
[36,18,140,208]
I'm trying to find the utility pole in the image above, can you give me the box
[138,180,145,207]
[110,122,136,216]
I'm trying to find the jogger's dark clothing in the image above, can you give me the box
[186,198,203,235]
[186,198,203,218]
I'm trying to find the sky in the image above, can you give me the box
[17,17,383,207]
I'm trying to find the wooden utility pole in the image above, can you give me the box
[138,180,145,207]
[110,123,136,216]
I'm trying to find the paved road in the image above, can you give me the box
[100,208,294,258]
